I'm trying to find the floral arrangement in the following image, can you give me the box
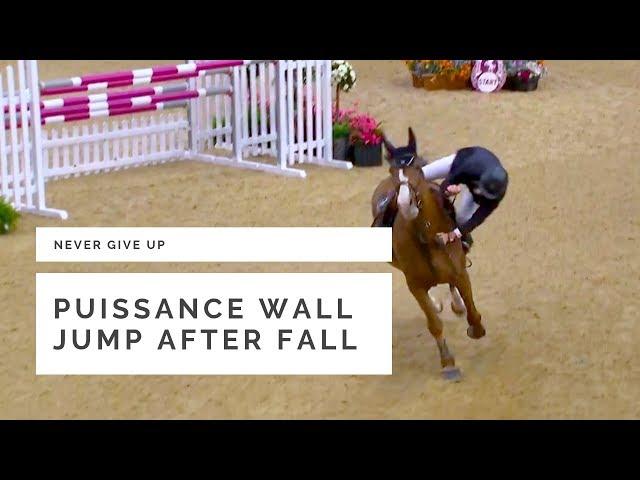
[405,60,473,79]
[348,111,383,146]
[332,61,356,92]
[0,197,20,234]
[503,60,547,81]
[331,60,356,110]
[332,106,355,139]
[331,104,383,165]
[331,105,382,145]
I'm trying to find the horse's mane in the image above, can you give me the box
[414,167,446,210]
[414,173,456,229]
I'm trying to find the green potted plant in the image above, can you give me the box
[503,60,547,91]
[0,197,20,234]
[333,122,350,161]
[349,111,383,167]
[332,106,354,161]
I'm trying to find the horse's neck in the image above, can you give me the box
[422,180,445,209]
[419,180,453,227]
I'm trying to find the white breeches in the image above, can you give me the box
[421,154,479,226]
[455,186,479,225]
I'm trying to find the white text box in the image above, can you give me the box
[36,227,392,263]
[36,273,393,375]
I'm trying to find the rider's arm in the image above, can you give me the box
[421,153,456,181]
[457,201,498,236]
[439,170,463,197]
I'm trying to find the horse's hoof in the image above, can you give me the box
[451,302,466,316]
[441,366,462,382]
[467,324,486,339]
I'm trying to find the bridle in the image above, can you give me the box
[394,157,431,237]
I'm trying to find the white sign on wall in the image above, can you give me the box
[471,60,507,93]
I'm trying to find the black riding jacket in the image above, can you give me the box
[440,147,508,235]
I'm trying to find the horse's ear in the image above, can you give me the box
[382,135,396,160]
[408,127,417,154]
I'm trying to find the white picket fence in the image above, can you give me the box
[0,59,349,220]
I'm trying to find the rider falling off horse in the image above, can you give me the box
[374,130,509,253]
[423,146,508,251]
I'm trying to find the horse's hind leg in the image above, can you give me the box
[453,270,486,339]
[407,281,461,381]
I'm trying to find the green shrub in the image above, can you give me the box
[333,121,350,139]
[0,197,20,234]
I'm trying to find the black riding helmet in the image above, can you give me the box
[477,165,508,200]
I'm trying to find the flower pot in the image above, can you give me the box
[443,75,471,90]
[352,143,382,167]
[506,75,539,91]
[333,136,349,161]
[422,74,470,91]
[411,74,424,88]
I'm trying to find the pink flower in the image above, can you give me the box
[333,106,357,124]
[349,111,382,145]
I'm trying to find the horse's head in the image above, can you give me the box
[382,128,433,222]
[383,127,420,169]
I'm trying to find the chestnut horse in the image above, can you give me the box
[371,128,485,381]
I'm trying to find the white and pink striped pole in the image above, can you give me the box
[38,70,208,97]
[8,86,231,121]
[39,60,248,96]
[9,86,229,129]
[3,81,191,114]
[40,86,231,118]
[5,67,235,114]
[26,100,190,127]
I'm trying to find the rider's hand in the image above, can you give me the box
[445,185,462,197]
[436,232,451,245]
[436,230,461,246]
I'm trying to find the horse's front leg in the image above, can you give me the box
[407,280,461,381]
[426,287,443,313]
[449,284,466,315]
[452,269,485,339]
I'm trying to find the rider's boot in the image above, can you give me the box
[372,189,398,228]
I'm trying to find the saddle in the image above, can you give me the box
[371,182,456,228]
[371,189,398,228]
